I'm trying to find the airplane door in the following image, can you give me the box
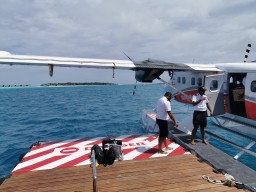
[244,73,256,119]
[204,74,225,116]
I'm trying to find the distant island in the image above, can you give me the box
[40,82,117,86]
[0,84,31,87]
[0,82,116,87]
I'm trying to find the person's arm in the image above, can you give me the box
[167,111,178,127]
[206,103,213,116]
[192,95,206,106]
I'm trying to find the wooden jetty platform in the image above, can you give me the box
[169,127,256,191]
[0,154,244,191]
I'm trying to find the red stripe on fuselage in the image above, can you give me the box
[245,100,256,120]
[174,90,197,104]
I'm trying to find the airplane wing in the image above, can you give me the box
[0,51,222,82]
[0,51,135,69]
[0,51,222,71]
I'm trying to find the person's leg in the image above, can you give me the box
[158,136,167,153]
[162,121,172,150]
[191,111,199,145]
[191,125,199,145]
[200,112,208,144]
[164,137,173,150]
[200,125,208,144]
[157,119,167,153]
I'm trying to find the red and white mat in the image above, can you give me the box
[12,134,190,173]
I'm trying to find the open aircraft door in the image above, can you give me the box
[204,74,225,116]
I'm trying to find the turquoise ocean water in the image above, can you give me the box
[0,84,255,179]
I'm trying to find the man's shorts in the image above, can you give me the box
[156,118,169,138]
[193,111,207,128]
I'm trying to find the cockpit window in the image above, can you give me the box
[210,80,218,91]
[251,81,256,92]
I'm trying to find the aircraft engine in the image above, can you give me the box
[135,69,164,82]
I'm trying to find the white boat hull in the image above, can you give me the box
[141,109,193,135]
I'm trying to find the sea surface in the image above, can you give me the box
[0,84,255,179]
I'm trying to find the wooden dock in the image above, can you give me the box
[168,126,256,191]
[0,154,244,192]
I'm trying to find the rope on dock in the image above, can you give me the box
[202,174,244,189]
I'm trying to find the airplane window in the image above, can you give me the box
[182,77,186,84]
[251,81,256,92]
[210,80,218,91]
[177,77,181,83]
[197,78,202,86]
[191,77,195,85]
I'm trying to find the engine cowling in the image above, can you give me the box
[135,69,164,82]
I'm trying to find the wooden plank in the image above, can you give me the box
[0,154,244,192]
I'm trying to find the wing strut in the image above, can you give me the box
[156,77,190,100]
[49,64,54,77]
[132,81,137,95]
[112,63,115,78]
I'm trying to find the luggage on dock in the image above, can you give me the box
[91,138,123,167]
[103,145,116,166]
[103,138,123,162]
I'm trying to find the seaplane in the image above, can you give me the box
[0,44,256,158]
[0,44,256,192]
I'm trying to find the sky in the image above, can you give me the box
[0,0,256,86]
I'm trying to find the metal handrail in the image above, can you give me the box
[211,116,256,159]
[91,150,98,192]
[217,115,256,129]
[213,117,256,142]
[205,130,256,158]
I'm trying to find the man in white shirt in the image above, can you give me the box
[191,87,213,145]
[156,92,178,154]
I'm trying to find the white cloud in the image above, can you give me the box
[0,0,256,85]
